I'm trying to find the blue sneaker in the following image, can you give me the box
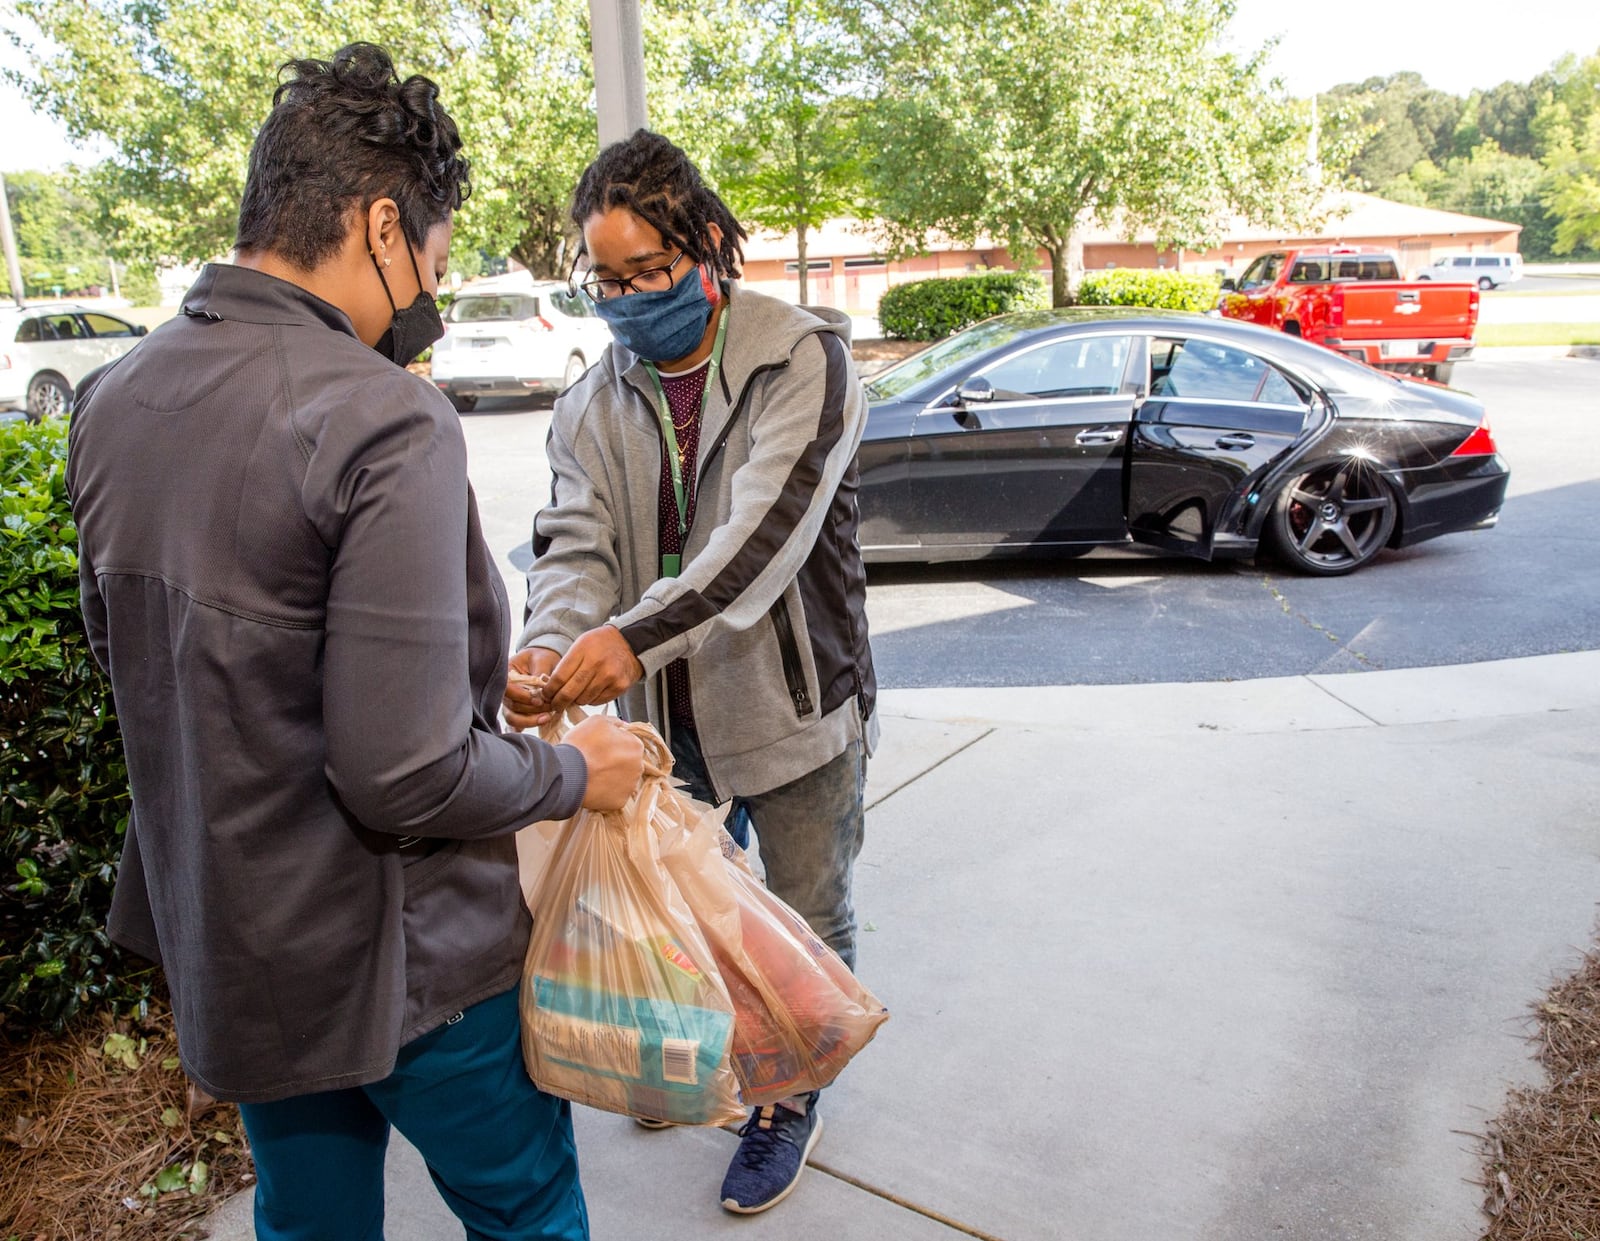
[719,1095,823,1214]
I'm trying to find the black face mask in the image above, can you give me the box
[371,229,444,367]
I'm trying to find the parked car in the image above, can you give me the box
[428,275,612,412]
[857,308,1508,576]
[1416,253,1523,290]
[0,302,148,421]
[1215,246,1477,384]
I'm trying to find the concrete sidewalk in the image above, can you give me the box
[206,650,1600,1241]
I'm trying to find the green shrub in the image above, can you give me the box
[119,262,162,308]
[1,417,146,1034]
[878,270,1049,340]
[1075,268,1222,313]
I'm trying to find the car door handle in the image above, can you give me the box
[1215,433,1256,451]
[1075,428,1123,445]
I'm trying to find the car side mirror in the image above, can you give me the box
[957,377,996,404]
[133,324,148,336]
[1219,278,1237,293]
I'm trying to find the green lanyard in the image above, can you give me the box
[643,306,729,579]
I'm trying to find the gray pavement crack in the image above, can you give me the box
[809,1157,1012,1240]
[1303,677,1385,726]
[1259,575,1381,670]
[865,726,996,811]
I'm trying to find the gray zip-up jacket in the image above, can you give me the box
[521,282,877,798]
[66,263,588,1104]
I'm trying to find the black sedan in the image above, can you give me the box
[856,308,1509,575]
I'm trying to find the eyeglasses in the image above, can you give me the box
[575,250,689,302]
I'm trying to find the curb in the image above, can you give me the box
[1473,344,1600,360]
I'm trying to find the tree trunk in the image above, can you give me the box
[512,203,572,279]
[1049,239,1071,307]
[796,225,809,304]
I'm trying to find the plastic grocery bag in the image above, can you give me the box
[518,720,745,1127]
[652,787,890,1106]
[520,706,888,1114]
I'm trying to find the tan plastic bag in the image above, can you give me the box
[518,720,745,1127]
[653,787,890,1106]
[523,704,888,1108]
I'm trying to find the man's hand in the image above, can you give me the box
[564,715,646,811]
[504,647,562,731]
[544,625,644,713]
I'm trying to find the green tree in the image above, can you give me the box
[1324,73,1464,193]
[855,0,1329,307]
[0,169,114,299]
[695,0,865,303]
[1476,78,1546,159]
[1543,112,1600,255]
[4,0,601,277]
[442,0,596,276]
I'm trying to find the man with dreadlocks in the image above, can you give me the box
[503,128,878,1215]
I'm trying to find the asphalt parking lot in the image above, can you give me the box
[461,353,1600,691]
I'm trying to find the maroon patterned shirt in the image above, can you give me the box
[655,361,709,725]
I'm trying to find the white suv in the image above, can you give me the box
[428,275,612,412]
[1,303,148,420]
[1417,253,1523,290]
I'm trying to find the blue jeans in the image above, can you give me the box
[238,987,587,1241]
[668,726,865,971]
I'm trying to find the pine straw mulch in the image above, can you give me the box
[0,1001,252,1241]
[1480,944,1600,1239]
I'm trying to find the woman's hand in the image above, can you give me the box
[504,647,561,730]
[564,714,646,810]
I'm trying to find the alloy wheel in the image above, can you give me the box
[1269,459,1398,575]
[27,374,71,422]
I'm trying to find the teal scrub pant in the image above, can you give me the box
[237,987,587,1241]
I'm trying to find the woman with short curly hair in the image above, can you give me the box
[67,43,643,1239]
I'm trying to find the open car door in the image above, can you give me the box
[1127,334,1316,559]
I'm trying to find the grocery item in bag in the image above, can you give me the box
[637,739,889,1106]
[518,730,745,1126]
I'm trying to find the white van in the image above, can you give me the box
[1417,253,1523,290]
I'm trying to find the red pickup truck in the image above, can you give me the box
[1215,247,1478,384]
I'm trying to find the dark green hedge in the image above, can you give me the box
[878,270,1049,340]
[2,417,147,1034]
[1075,268,1223,312]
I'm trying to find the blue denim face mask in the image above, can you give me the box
[589,263,714,363]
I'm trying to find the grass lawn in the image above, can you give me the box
[1476,322,1600,347]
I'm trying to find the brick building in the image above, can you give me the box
[738,191,1522,313]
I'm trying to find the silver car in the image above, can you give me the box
[1,303,148,420]
[428,276,612,412]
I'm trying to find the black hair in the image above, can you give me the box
[235,43,470,269]
[569,130,746,278]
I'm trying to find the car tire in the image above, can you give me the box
[563,353,587,389]
[1427,362,1454,386]
[1268,460,1398,576]
[26,373,73,422]
[449,393,479,413]
[1477,276,1494,291]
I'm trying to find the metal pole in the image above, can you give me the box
[588,0,648,149]
[0,172,26,308]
